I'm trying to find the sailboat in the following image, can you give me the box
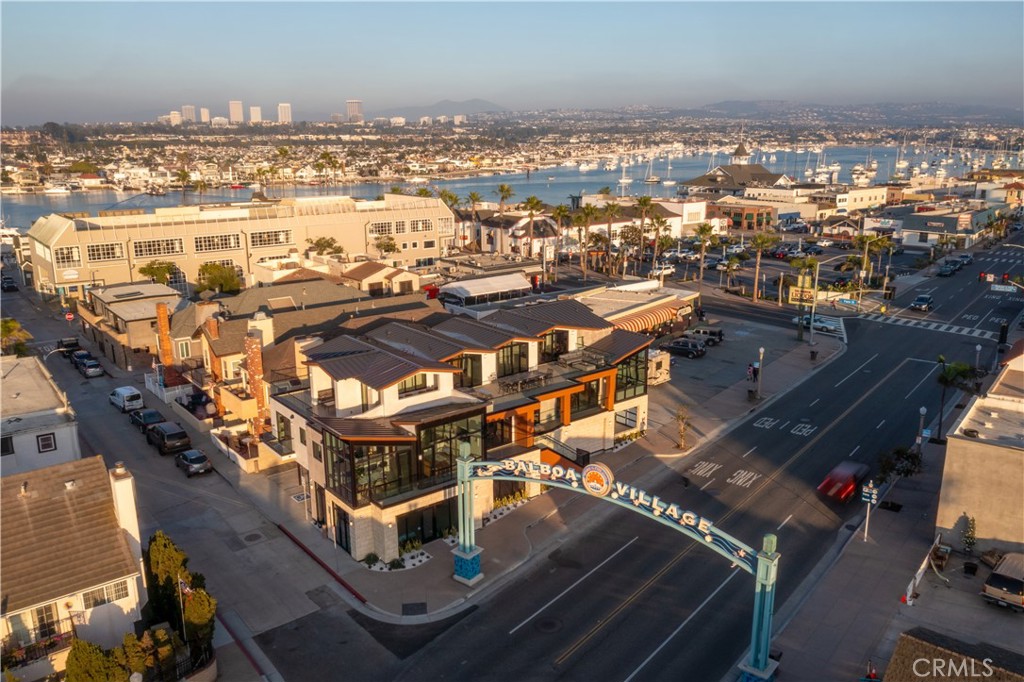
[662,159,676,186]
[618,165,633,187]
[643,158,660,184]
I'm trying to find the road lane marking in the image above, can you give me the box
[509,536,639,635]
[876,419,885,429]
[834,353,878,388]
[700,479,715,491]
[555,357,913,669]
[905,362,940,399]
[776,514,793,531]
[778,420,790,430]
[742,446,757,459]
[809,398,820,407]
[849,445,860,458]
[623,570,741,682]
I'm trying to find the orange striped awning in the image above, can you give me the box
[612,303,688,333]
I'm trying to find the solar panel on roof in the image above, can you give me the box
[111,291,144,299]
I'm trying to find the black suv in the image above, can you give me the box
[662,338,707,359]
[146,422,192,455]
[57,337,81,357]
[910,295,934,312]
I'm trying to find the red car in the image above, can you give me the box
[818,462,870,502]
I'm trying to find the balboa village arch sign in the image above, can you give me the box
[453,456,781,682]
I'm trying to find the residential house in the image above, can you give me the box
[0,356,80,476]
[1,458,146,681]
[267,298,652,561]
[77,282,184,370]
[678,144,791,199]
[335,261,421,297]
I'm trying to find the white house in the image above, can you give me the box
[0,356,80,476]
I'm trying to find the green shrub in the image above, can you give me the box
[388,558,405,570]
[362,552,380,567]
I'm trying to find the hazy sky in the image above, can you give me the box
[2,1,1022,125]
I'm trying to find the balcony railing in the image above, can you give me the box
[1,617,77,670]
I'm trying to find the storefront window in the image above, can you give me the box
[418,413,483,483]
[484,416,514,450]
[496,342,528,378]
[615,350,648,402]
[570,379,603,418]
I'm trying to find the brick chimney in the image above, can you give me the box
[244,330,269,436]
[204,315,220,340]
[155,302,175,367]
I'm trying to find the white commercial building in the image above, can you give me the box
[278,102,292,124]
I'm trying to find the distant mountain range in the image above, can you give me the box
[369,99,507,120]
[670,100,1023,126]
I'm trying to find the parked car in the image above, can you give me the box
[791,314,841,334]
[175,449,213,477]
[805,245,824,255]
[648,262,676,278]
[835,241,855,250]
[981,552,1024,612]
[683,327,725,346]
[661,249,680,261]
[943,258,963,271]
[1,279,18,292]
[681,251,703,262]
[890,245,905,255]
[937,265,955,277]
[725,244,746,255]
[56,337,81,358]
[79,359,104,378]
[817,238,834,247]
[69,349,94,369]
[957,253,974,265]
[661,338,707,359]
[146,422,192,456]
[109,386,145,412]
[703,257,722,269]
[817,461,870,502]
[910,295,934,312]
[129,408,166,433]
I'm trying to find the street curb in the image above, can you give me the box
[275,523,368,604]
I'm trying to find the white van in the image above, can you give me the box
[109,387,144,412]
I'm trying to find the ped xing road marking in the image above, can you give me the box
[509,536,639,635]
[622,569,741,682]
[688,461,722,478]
[554,356,913,670]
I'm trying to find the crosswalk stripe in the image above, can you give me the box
[854,313,998,340]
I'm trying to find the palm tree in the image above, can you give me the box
[633,195,654,242]
[175,168,191,203]
[415,187,433,198]
[750,232,780,303]
[495,184,515,218]
[602,202,622,276]
[649,214,670,267]
[935,356,972,442]
[438,189,460,210]
[572,212,589,282]
[551,204,571,282]
[193,179,209,203]
[693,222,717,296]
[580,204,601,275]
[522,195,544,259]
[789,256,819,341]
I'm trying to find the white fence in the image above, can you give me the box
[144,372,193,405]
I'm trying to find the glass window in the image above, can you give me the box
[54,246,82,268]
[312,441,323,462]
[397,373,431,396]
[276,413,291,442]
[194,233,242,253]
[453,354,482,388]
[83,580,129,609]
[86,242,125,262]
[535,398,562,433]
[616,407,638,428]
[484,416,514,450]
[424,240,436,249]
[368,222,393,236]
[299,428,307,445]
[615,349,648,402]
[540,330,569,363]
[36,433,56,453]
[418,414,483,483]
[496,342,528,378]
[570,378,603,418]
[177,340,190,359]
[394,221,407,234]
[410,219,432,233]
[250,230,293,247]
[1,435,13,456]
[133,238,184,258]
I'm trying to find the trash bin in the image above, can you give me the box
[810,350,819,361]
[747,389,757,402]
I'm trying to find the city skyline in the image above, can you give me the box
[2,1,1023,126]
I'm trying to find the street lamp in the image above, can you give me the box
[857,235,887,305]
[975,344,982,371]
[917,406,927,453]
[757,347,765,399]
[808,255,849,346]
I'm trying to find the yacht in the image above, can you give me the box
[44,184,71,194]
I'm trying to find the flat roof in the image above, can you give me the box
[1,356,66,417]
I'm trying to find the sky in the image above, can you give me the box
[2,1,1023,126]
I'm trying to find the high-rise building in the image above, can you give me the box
[346,100,364,123]
[169,111,183,126]
[228,100,243,124]
[200,108,210,123]
[330,113,345,123]
[277,103,292,124]
[250,106,262,123]
[181,105,196,123]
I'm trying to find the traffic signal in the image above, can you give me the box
[978,271,986,282]
[1003,273,1010,283]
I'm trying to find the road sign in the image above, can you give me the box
[861,483,879,504]
[990,284,1015,293]
[839,298,858,306]
[65,312,74,321]
[922,428,932,438]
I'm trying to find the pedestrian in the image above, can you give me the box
[830,299,837,310]
[746,364,754,382]
[752,363,760,381]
